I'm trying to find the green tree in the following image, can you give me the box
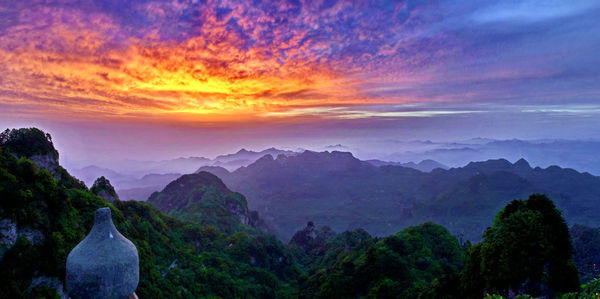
[462,194,579,297]
[0,128,58,160]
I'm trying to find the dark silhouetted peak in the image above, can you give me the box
[280,150,365,172]
[465,158,512,172]
[211,147,297,171]
[296,150,358,163]
[366,158,447,172]
[330,151,354,158]
[237,148,251,154]
[417,159,449,171]
[514,158,531,169]
[463,158,533,176]
[90,176,119,203]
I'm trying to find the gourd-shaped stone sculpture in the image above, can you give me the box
[66,207,139,299]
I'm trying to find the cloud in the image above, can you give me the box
[0,0,598,125]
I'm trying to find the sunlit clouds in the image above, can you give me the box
[1,0,599,126]
[0,2,400,123]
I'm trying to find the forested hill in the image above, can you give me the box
[148,171,271,234]
[0,128,299,298]
[197,150,600,241]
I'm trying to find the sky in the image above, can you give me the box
[1,0,599,164]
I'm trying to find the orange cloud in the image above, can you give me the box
[0,6,382,124]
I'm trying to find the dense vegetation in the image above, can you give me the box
[1,128,599,298]
[290,196,584,298]
[0,129,298,298]
[90,176,119,202]
[292,222,464,298]
[570,224,600,282]
[461,195,579,297]
[0,128,59,160]
[148,172,267,234]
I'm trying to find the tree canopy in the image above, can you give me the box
[0,128,58,160]
[461,194,580,297]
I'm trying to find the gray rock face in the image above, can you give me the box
[97,189,118,204]
[0,218,45,260]
[30,153,59,177]
[66,208,139,299]
[0,218,17,260]
[91,176,120,203]
[20,227,45,245]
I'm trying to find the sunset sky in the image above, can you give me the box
[1,0,599,163]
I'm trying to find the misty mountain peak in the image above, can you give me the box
[465,158,512,170]
[514,158,531,169]
[237,148,251,154]
[256,154,275,163]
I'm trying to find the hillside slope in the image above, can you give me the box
[0,128,299,298]
[148,172,269,234]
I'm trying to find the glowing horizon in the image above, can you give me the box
[1,0,600,163]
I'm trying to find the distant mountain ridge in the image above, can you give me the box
[211,148,297,170]
[70,138,600,204]
[198,150,600,241]
[70,147,300,201]
[382,138,600,175]
[365,159,448,172]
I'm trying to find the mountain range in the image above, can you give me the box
[197,150,600,241]
[72,147,451,201]
[69,148,299,201]
[380,139,600,175]
[365,159,448,172]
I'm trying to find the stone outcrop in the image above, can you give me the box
[0,218,45,260]
[30,153,60,177]
[0,218,17,260]
[66,208,139,299]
